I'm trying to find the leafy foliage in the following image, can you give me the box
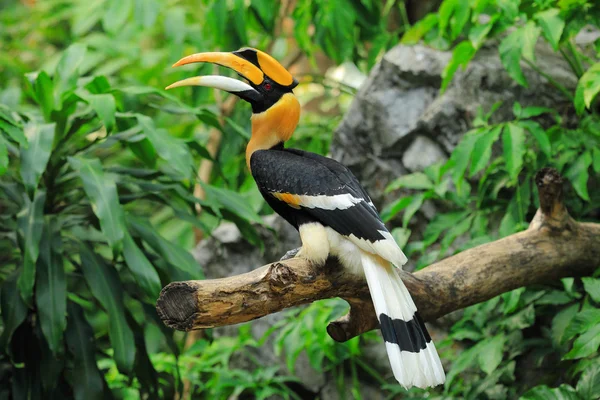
[381,0,600,398]
[0,0,599,398]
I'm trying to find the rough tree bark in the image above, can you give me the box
[156,168,600,342]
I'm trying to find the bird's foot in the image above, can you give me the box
[280,247,301,261]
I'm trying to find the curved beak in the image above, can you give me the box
[166,51,264,103]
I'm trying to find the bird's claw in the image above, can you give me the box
[280,247,301,261]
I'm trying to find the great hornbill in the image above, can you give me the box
[166,48,445,389]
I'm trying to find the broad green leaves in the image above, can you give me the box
[535,9,565,51]
[503,123,526,182]
[0,272,28,353]
[575,63,600,114]
[470,125,503,176]
[20,123,56,195]
[565,151,592,201]
[136,115,194,180]
[441,41,476,93]
[17,191,46,304]
[65,302,105,400]
[79,243,135,373]
[35,222,67,356]
[122,231,162,299]
[69,157,126,253]
[576,362,600,400]
[54,44,87,110]
[521,384,580,400]
[499,22,540,87]
[582,278,600,303]
[102,0,133,34]
[314,0,356,64]
[78,93,116,132]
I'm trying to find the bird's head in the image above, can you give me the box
[166,48,301,164]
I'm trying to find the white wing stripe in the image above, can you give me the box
[273,192,364,210]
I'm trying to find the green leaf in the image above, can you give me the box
[0,136,7,175]
[445,343,479,388]
[79,93,116,132]
[102,0,133,34]
[20,122,55,195]
[391,227,411,249]
[441,41,476,93]
[203,184,265,225]
[450,129,480,189]
[403,192,427,228]
[535,9,565,51]
[122,231,162,299]
[17,190,46,305]
[35,221,67,356]
[552,304,579,346]
[478,334,505,375]
[137,115,193,180]
[470,125,503,176]
[519,106,555,119]
[503,123,526,182]
[54,44,87,109]
[582,277,600,303]
[499,22,540,87]
[402,14,438,44]
[575,63,600,111]
[592,147,600,174]
[564,322,600,360]
[536,290,573,305]
[31,71,55,120]
[469,15,498,49]
[386,172,434,192]
[503,287,526,315]
[314,0,356,63]
[133,0,160,27]
[423,211,470,244]
[563,309,600,342]
[519,120,551,158]
[438,0,470,40]
[251,0,279,32]
[381,196,413,222]
[128,217,200,279]
[79,243,135,373]
[65,301,105,400]
[206,0,227,40]
[576,361,600,400]
[233,0,248,44]
[0,118,27,147]
[225,117,251,140]
[565,151,592,201]
[520,384,580,400]
[0,272,28,353]
[68,157,126,253]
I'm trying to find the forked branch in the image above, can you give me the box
[156,168,600,341]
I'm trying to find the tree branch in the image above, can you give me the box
[156,168,600,341]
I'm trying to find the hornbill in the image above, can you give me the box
[166,48,445,389]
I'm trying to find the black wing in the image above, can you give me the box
[250,148,388,242]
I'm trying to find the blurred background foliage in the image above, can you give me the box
[0,0,599,399]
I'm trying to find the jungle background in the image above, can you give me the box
[0,0,599,399]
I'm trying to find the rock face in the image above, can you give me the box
[332,44,575,207]
[192,43,576,398]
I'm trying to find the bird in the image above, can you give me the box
[166,47,446,389]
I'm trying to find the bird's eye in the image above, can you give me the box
[264,83,272,91]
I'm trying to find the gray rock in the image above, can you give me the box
[402,135,447,172]
[333,44,575,209]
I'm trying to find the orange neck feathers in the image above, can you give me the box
[246,93,301,169]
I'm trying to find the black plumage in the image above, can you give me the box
[250,147,388,242]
